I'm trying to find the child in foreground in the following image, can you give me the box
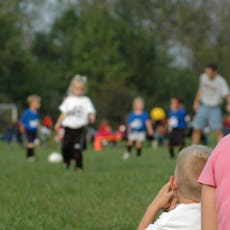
[138,145,211,230]
[198,134,230,230]
[55,75,96,171]
[123,97,153,160]
[20,95,41,161]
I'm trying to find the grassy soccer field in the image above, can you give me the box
[0,142,176,230]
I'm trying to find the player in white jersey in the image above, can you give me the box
[55,75,96,171]
[192,63,230,144]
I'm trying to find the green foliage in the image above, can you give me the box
[30,6,173,121]
[0,3,41,110]
[2,0,230,122]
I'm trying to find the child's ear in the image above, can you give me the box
[169,176,177,190]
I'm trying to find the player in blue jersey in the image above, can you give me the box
[168,97,187,158]
[123,97,153,160]
[20,95,41,161]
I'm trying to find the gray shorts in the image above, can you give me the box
[193,105,222,130]
[128,131,146,142]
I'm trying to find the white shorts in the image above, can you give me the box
[128,131,146,142]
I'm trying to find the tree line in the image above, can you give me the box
[1,0,230,123]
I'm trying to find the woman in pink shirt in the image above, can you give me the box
[198,134,230,230]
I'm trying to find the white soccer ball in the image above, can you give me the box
[48,152,63,163]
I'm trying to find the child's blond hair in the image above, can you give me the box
[68,74,87,95]
[27,94,41,105]
[133,97,144,107]
[175,145,211,201]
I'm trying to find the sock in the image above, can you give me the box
[127,145,132,154]
[137,148,142,157]
[169,147,174,158]
[27,148,35,158]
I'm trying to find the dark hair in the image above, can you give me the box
[205,63,218,71]
[171,96,183,104]
[178,97,184,104]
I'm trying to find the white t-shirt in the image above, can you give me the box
[146,203,201,230]
[200,73,229,106]
[59,96,96,129]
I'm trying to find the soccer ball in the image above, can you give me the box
[48,152,63,163]
[151,107,166,121]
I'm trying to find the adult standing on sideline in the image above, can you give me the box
[192,63,230,144]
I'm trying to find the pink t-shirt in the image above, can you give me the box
[198,134,230,230]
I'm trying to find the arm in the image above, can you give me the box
[89,113,96,124]
[126,115,131,135]
[87,98,96,124]
[126,124,131,135]
[193,89,201,112]
[226,95,230,113]
[19,112,26,134]
[54,113,65,132]
[201,185,217,230]
[138,182,175,230]
[19,122,25,134]
[146,119,154,136]
[226,95,230,102]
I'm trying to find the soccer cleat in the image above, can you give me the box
[65,163,70,170]
[76,167,83,173]
[152,140,159,149]
[27,156,36,162]
[123,152,130,160]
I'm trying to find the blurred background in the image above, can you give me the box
[1,0,230,127]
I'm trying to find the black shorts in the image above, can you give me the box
[169,128,185,146]
[63,127,86,154]
[25,129,37,143]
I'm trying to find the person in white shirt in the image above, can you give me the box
[55,75,96,171]
[138,145,211,230]
[192,63,230,144]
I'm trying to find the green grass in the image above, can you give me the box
[0,142,176,230]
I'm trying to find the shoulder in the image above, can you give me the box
[217,74,227,83]
[21,109,29,118]
[213,134,230,158]
[179,107,186,114]
[153,204,200,228]
[217,74,224,79]
[200,73,207,80]
[83,96,93,102]
[83,96,90,99]
[168,108,173,114]
[170,203,201,219]
[142,111,149,118]
[128,112,135,119]
[24,108,32,115]
[218,133,230,144]
[22,108,29,114]
[62,96,72,103]
[59,97,72,111]
[128,112,134,117]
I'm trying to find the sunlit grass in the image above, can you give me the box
[0,141,176,230]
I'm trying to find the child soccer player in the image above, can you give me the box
[138,145,211,230]
[123,97,153,160]
[168,97,187,158]
[198,134,230,230]
[55,75,96,171]
[20,94,41,161]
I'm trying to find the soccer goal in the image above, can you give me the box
[0,104,18,132]
[0,104,18,123]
